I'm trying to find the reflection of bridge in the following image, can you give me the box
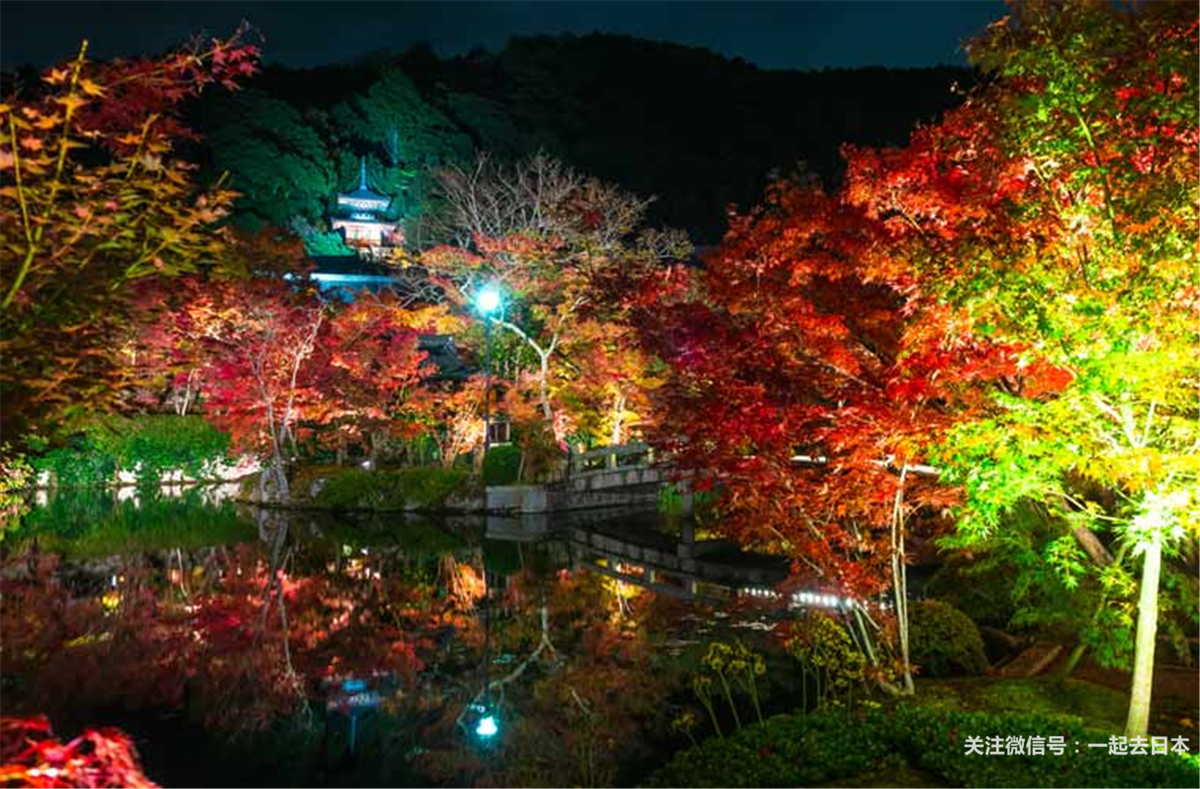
[483,508,788,605]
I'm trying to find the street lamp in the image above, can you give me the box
[474,284,503,457]
[475,713,499,739]
[475,285,501,316]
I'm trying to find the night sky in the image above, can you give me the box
[2,1,1006,72]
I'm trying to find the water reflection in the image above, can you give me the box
[1,488,793,787]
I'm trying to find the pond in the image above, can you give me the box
[1,487,800,787]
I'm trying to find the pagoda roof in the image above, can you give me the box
[331,203,399,221]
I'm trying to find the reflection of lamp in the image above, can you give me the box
[474,283,503,456]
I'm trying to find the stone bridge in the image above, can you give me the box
[485,442,692,515]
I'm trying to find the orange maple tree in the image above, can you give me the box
[0,29,260,436]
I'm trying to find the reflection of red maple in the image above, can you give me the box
[0,716,158,788]
[0,544,465,737]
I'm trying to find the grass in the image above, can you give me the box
[910,676,1129,734]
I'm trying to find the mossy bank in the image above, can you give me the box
[239,466,479,512]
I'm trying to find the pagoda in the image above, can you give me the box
[330,158,403,258]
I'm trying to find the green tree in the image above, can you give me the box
[203,88,337,229]
[844,0,1198,736]
[328,67,472,244]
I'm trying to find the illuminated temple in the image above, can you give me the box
[330,158,403,258]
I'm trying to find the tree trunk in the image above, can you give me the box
[369,430,381,466]
[1071,523,1115,566]
[1124,536,1162,738]
[538,351,552,421]
[1057,642,1088,679]
[891,466,915,695]
[610,391,626,446]
[259,442,291,504]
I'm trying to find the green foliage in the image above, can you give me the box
[649,709,893,788]
[7,488,255,558]
[908,600,989,679]
[32,434,117,488]
[30,415,232,488]
[313,467,467,510]
[913,677,1131,735]
[482,444,522,486]
[327,68,472,236]
[925,558,1017,629]
[114,415,232,481]
[289,216,355,257]
[932,505,1142,671]
[202,88,337,229]
[656,481,719,520]
[442,92,524,157]
[648,706,1199,788]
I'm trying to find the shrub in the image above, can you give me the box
[30,415,231,487]
[399,467,469,508]
[909,599,989,678]
[647,706,1199,788]
[648,710,892,788]
[314,467,467,510]
[482,444,521,486]
[925,558,1017,628]
[112,414,232,482]
[512,419,563,482]
[31,431,117,487]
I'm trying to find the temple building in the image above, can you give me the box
[330,158,403,258]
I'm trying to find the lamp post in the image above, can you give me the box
[474,284,502,458]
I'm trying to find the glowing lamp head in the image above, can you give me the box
[475,285,502,315]
[475,715,498,738]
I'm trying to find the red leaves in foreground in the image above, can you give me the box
[0,716,157,788]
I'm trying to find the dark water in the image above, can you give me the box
[1,487,794,787]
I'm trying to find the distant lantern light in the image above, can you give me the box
[475,714,499,738]
[476,285,502,315]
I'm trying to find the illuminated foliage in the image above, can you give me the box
[783,613,871,710]
[128,277,433,499]
[424,152,690,445]
[0,31,259,436]
[202,88,337,229]
[0,716,158,788]
[634,182,965,600]
[635,3,1197,719]
[843,0,1198,735]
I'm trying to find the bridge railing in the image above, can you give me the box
[569,441,656,474]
